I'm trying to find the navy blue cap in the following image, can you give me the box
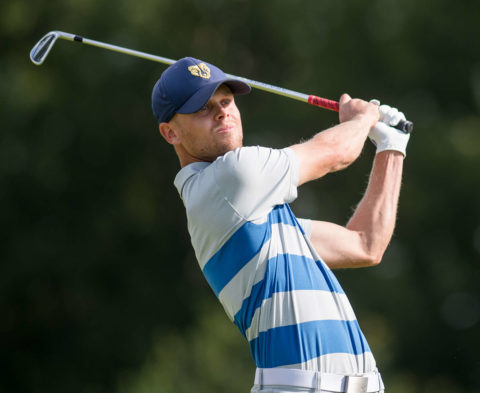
[151,57,251,124]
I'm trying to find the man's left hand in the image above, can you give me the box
[368,102,410,157]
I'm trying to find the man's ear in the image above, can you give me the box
[159,122,180,145]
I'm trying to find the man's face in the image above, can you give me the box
[167,85,243,162]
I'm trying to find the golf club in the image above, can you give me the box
[30,30,413,133]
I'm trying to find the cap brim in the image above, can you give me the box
[176,79,251,115]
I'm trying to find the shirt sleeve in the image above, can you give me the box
[212,146,299,221]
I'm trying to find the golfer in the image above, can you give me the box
[151,57,410,393]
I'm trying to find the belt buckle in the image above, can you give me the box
[345,376,368,393]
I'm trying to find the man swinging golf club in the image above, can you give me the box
[152,57,410,393]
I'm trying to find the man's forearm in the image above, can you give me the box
[291,95,380,186]
[346,151,404,264]
[310,115,374,171]
[292,115,375,186]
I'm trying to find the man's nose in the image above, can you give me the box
[214,104,227,120]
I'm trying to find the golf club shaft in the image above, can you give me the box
[40,33,332,108]
[31,31,413,133]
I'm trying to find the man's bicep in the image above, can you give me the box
[309,220,373,269]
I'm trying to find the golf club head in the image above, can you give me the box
[30,31,60,65]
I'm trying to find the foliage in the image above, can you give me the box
[117,300,254,393]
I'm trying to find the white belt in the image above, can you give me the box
[254,368,384,393]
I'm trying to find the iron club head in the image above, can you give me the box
[30,31,61,65]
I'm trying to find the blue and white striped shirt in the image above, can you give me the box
[174,146,376,374]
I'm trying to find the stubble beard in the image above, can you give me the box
[206,128,243,161]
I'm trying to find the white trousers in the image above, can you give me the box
[252,385,385,393]
[250,368,385,393]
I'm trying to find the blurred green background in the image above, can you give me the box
[1,0,480,392]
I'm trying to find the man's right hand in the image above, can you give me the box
[338,94,380,128]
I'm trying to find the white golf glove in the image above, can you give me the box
[368,100,410,157]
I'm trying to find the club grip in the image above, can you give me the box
[308,95,339,111]
[307,95,413,133]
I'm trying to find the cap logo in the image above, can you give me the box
[188,63,211,79]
